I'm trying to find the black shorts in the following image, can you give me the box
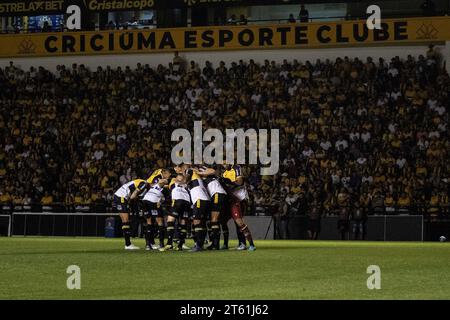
[170,199,191,219]
[192,199,210,220]
[142,200,164,218]
[113,195,129,213]
[209,192,228,214]
[219,198,232,223]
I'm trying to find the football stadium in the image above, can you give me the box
[0,0,450,305]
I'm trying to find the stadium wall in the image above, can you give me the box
[0,43,448,72]
[7,213,431,241]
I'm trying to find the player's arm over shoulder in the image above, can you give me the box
[170,174,186,186]
[196,165,218,176]
[157,178,169,187]
[130,180,148,200]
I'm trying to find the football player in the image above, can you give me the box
[175,164,210,252]
[142,169,171,250]
[222,164,256,251]
[194,165,228,250]
[161,173,192,251]
[113,179,150,250]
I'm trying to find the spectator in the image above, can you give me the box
[41,191,53,205]
[337,206,350,240]
[227,14,237,25]
[275,191,290,239]
[106,21,116,30]
[307,198,321,240]
[253,191,266,215]
[428,191,440,217]
[284,190,299,216]
[371,191,385,215]
[397,192,412,214]
[172,51,186,73]
[350,201,367,240]
[238,14,248,25]
[42,21,51,33]
[421,0,436,16]
[0,53,448,219]
[0,191,11,205]
[384,192,396,214]
[298,5,309,23]
[288,14,296,23]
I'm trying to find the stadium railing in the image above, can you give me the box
[2,204,448,240]
[0,211,427,240]
[1,203,449,216]
[9,211,117,237]
[0,214,12,237]
[2,11,449,34]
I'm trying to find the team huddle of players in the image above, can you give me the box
[112,164,256,252]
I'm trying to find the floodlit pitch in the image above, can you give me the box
[1,238,449,299]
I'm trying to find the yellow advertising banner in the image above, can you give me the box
[0,16,449,58]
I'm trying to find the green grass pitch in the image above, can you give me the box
[1,237,449,300]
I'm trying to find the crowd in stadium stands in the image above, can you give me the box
[0,45,449,218]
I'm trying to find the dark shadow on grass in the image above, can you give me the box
[251,246,339,251]
[0,244,349,256]
[0,249,141,256]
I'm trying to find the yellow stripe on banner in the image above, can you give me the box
[1,17,450,58]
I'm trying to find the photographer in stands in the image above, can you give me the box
[350,201,368,240]
[307,198,322,240]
